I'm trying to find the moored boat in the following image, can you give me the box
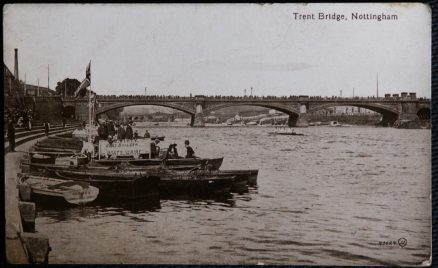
[93,157,224,170]
[30,153,53,164]
[217,169,259,186]
[46,168,160,200]
[17,173,99,205]
[147,169,235,196]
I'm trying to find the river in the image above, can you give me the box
[34,125,431,265]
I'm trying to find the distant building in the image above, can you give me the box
[25,84,56,96]
[313,106,377,115]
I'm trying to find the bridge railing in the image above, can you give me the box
[62,94,430,102]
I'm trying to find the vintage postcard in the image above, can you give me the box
[3,3,431,265]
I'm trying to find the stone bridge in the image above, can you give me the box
[60,92,430,128]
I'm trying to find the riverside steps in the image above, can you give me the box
[4,122,81,153]
[5,128,78,264]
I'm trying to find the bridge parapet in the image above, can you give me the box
[68,95,430,103]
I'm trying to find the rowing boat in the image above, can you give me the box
[93,157,224,170]
[45,168,160,200]
[17,173,99,205]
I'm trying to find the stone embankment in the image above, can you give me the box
[4,122,81,264]
[4,123,81,152]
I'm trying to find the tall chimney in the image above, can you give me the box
[14,48,19,81]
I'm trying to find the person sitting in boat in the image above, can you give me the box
[184,140,196,159]
[165,143,179,159]
[133,130,139,140]
[150,139,160,158]
[144,130,151,138]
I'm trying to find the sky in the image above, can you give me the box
[3,3,431,97]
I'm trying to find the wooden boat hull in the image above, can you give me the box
[18,174,99,205]
[94,157,224,170]
[48,169,160,200]
[30,154,53,164]
[159,176,234,196]
[218,169,259,186]
[143,168,236,195]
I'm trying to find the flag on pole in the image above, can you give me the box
[86,61,91,81]
[74,61,91,98]
[74,77,90,98]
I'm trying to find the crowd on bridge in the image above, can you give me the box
[91,94,428,101]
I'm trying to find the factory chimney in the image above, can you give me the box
[14,48,19,81]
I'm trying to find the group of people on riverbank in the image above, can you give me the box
[6,120,53,152]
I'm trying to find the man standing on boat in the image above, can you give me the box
[150,139,160,158]
[184,140,195,158]
[125,122,133,140]
[108,121,115,137]
[117,123,125,141]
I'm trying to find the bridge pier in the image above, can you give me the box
[295,99,309,127]
[379,113,398,127]
[295,114,309,127]
[394,93,422,128]
[191,103,205,127]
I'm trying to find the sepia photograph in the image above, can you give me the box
[3,3,431,265]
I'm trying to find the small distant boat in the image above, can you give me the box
[246,121,258,126]
[18,173,99,205]
[329,121,342,127]
[150,136,165,141]
[268,129,304,136]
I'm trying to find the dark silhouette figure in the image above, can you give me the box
[184,140,195,158]
[144,130,151,138]
[117,124,125,141]
[150,139,160,158]
[125,124,133,140]
[44,122,50,136]
[108,121,116,137]
[7,120,16,152]
[165,143,179,159]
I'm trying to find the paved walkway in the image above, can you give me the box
[5,130,74,264]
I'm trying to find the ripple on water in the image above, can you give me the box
[35,126,430,265]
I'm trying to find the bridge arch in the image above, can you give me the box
[95,102,196,118]
[203,102,300,116]
[417,107,430,120]
[62,105,76,119]
[307,102,400,125]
